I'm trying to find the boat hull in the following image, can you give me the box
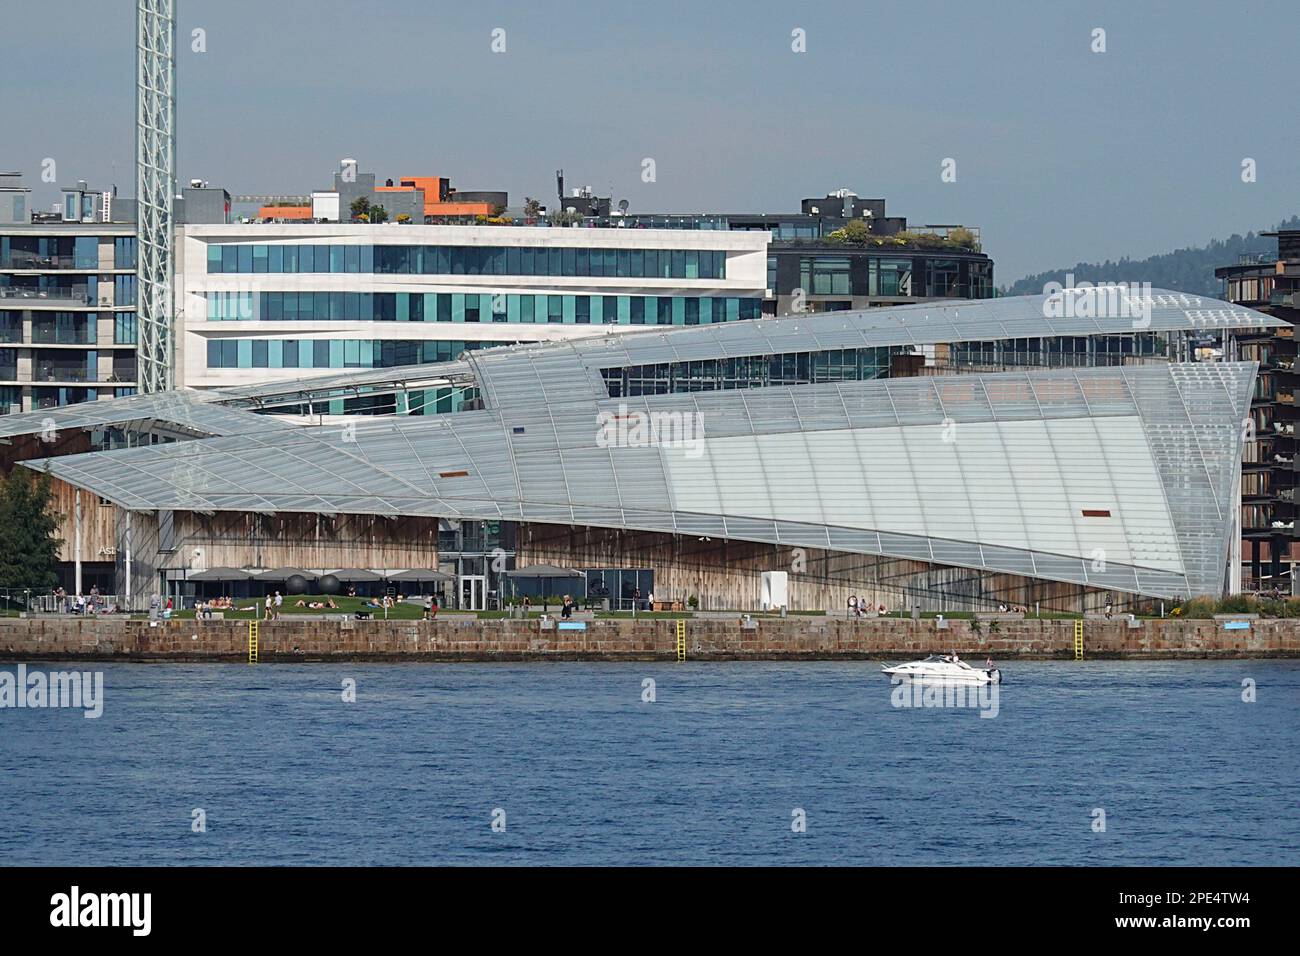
[881,665,1001,685]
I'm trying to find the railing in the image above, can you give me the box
[0,287,93,306]
[0,254,95,271]
[31,331,97,345]
[34,367,95,383]
[2,591,123,614]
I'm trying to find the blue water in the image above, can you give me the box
[0,661,1296,865]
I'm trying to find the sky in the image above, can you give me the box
[2,0,1298,283]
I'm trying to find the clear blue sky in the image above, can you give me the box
[3,0,1298,282]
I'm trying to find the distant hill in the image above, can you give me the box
[1001,216,1300,297]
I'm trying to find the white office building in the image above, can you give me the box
[177,223,769,410]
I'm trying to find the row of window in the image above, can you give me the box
[950,335,1163,369]
[0,385,137,414]
[601,347,896,398]
[270,387,480,419]
[114,237,137,270]
[206,243,729,280]
[206,338,494,370]
[773,255,995,299]
[0,236,137,273]
[0,236,98,270]
[205,292,764,326]
[0,347,99,382]
[0,311,137,345]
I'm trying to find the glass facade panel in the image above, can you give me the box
[207,243,728,279]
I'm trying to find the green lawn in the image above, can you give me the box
[170,594,427,620]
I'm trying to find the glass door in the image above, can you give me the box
[459,575,486,611]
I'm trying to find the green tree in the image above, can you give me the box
[349,196,371,221]
[826,218,872,244]
[0,467,64,592]
[370,204,389,224]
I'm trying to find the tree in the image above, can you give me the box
[0,467,63,592]
[370,204,389,224]
[349,196,371,221]
[523,197,543,218]
[826,218,872,244]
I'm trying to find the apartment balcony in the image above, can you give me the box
[0,253,98,271]
[30,329,98,346]
[0,287,95,308]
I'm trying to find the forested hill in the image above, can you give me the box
[1001,216,1300,297]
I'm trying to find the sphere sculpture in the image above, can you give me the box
[285,574,309,595]
[317,574,341,595]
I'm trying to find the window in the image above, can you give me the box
[801,256,850,296]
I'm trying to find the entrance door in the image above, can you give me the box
[459,575,486,611]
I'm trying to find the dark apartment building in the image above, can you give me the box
[550,188,994,314]
[1216,230,1300,592]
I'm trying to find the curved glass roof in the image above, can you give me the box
[7,290,1268,600]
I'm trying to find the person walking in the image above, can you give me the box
[274,591,283,619]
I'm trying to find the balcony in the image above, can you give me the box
[0,253,96,271]
[31,326,97,346]
[0,287,94,307]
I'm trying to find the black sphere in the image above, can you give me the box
[318,574,341,595]
[285,574,309,594]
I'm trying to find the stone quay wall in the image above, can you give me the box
[1,615,1296,662]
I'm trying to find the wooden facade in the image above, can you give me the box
[518,523,1137,614]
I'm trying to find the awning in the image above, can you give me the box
[254,567,317,581]
[386,569,454,583]
[188,567,254,582]
[328,568,382,582]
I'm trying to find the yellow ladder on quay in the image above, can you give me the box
[248,620,260,664]
[675,619,687,662]
[1073,619,1084,661]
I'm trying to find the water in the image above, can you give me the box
[1,661,1296,865]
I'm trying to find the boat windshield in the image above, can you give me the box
[919,655,974,669]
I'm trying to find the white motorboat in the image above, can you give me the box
[881,655,1001,684]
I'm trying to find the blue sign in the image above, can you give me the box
[557,621,587,630]
[1223,621,1251,630]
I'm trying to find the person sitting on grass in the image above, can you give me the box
[294,599,307,608]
